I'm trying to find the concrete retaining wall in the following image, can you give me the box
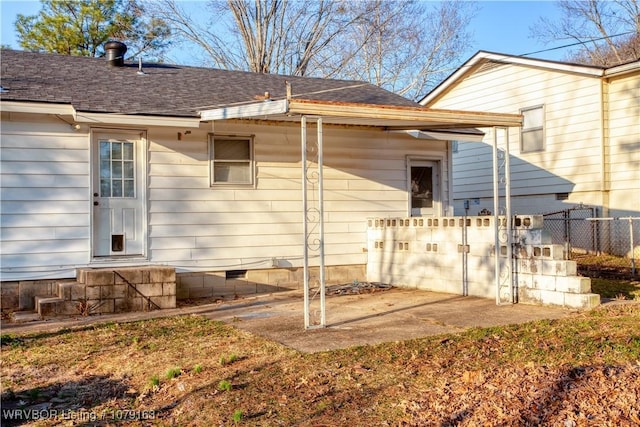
[366,215,600,309]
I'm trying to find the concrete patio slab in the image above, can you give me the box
[1,288,576,353]
[214,288,574,352]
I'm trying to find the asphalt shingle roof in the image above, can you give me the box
[0,49,418,118]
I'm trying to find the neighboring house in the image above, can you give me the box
[0,45,520,308]
[420,51,640,220]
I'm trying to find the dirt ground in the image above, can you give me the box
[1,289,639,426]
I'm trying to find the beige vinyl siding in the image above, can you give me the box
[1,110,451,281]
[431,63,604,211]
[0,114,90,279]
[147,122,448,271]
[607,73,640,215]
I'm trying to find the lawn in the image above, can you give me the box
[1,303,639,426]
[591,278,640,300]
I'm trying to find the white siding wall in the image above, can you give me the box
[1,113,91,280]
[1,112,451,281]
[431,63,604,215]
[607,73,640,216]
[147,121,449,272]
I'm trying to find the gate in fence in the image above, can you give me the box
[542,206,597,253]
[542,206,639,277]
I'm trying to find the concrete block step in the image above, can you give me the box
[36,295,81,316]
[564,292,601,309]
[57,281,86,301]
[11,311,41,323]
[35,296,64,317]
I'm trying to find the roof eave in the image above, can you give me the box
[199,98,522,129]
[604,59,640,77]
[1,100,77,118]
[75,112,202,128]
[420,51,606,107]
[199,99,288,121]
[0,101,202,128]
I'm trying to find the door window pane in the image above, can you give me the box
[100,161,111,179]
[123,161,134,179]
[112,180,123,197]
[99,140,135,197]
[123,143,134,160]
[112,142,122,160]
[100,142,110,159]
[411,166,433,208]
[101,179,110,196]
[112,161,122,178]
[124,180,135,197]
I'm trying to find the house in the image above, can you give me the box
[1,44,528,319]
[420,51,640,221]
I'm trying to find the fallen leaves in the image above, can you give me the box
[402,363,640,426]
[1,304,639,426]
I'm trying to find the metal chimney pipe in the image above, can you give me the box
[104,41,127,67]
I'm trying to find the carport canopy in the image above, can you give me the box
[199,97,522,130]
[199,97,522,329]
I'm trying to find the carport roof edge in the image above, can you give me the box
[199,98,523,130]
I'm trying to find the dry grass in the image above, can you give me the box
[591,278,640,300]
[575,252,638,280]
[2,304,639,426]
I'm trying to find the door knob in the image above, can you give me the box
[94,193,99,197]
[94,201,99,206]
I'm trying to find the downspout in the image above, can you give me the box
[447,140,454,215]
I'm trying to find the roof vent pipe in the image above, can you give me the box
[105,41,127,67]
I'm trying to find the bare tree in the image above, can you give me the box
[531,0,640,66]
[314,0,476,100]
[151,0,360,75]
[151,0,477,100]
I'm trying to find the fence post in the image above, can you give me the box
[590,207,596,254]
[630,218,636,276]
[564,209,570,257]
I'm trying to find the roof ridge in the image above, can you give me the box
[1,48,417,117]
[0,48,370,86]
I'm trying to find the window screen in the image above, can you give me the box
[210,136,253,185]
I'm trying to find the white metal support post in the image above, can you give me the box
[628,217,636,277]
[301,116,326,329]
[492,127,514,305]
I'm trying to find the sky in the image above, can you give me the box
[0,0,568,63]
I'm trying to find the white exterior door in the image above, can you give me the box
[92,131,146,257]
[409,160,440,216]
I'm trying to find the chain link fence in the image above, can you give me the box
[542,206,639,278]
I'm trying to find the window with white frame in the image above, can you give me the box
[520,105,545,153]
[209,135,254,185]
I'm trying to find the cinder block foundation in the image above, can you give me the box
[176,264,366,300]
[8,266,176,319]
